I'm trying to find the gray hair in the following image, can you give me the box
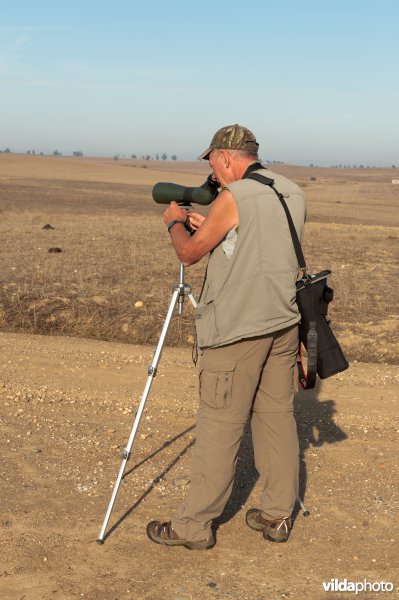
[224,149,259,160]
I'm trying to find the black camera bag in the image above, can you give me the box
[295,270,349,388]
[246,170,349,389]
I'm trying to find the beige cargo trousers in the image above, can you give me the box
[171,324,299,542]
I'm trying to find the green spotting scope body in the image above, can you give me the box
[152,175,219,207]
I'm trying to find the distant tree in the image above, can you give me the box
[4,148,11,153]
[156,153,159,160]
[131,154,137,159]
[162,153,167,160]
[392,165,396,169]
[171,155,177,160]
[114,154,119,160]
[53,150,62,156]
[27,150,31,154]
[145,154,151,161]
[73,151,83,157]
[32,150,35,155]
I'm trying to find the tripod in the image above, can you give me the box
[97,262,197,543]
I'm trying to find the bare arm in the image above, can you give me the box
[163,190,238,266]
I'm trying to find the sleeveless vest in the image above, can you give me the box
[195,168,306,349]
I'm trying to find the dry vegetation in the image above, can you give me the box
[0,155,398,363]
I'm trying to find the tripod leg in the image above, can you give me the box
[188,293,197,309]
[97,287,181,543]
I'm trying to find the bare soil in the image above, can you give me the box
[1,332,398,599]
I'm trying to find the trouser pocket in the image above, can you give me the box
[199,359,236,409]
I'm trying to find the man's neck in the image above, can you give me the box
[240,161,263,179]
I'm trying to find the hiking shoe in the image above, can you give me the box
[146,520,215,550]
[245,509,291,543]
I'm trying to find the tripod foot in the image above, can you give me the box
[97,539,105,545]
[297,496,310,517]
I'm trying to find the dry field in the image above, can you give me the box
[1,155,399,600]
[0,154,398,363]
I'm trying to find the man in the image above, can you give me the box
[147,124,306,549]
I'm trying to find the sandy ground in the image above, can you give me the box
[1,331,398,600]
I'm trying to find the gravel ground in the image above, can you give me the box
[0,332,398,600]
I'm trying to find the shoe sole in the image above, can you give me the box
[264,532,288,543]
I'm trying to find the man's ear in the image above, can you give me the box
[220,150,229,168]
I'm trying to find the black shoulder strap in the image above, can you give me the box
[245,172,307,273]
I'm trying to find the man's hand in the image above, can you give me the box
[165,189,238,267]
[187,212,205,231]
[163,201,188,228]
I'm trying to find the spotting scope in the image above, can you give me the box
[152,174,219,207]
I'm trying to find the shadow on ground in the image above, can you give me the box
[214,381,347,531]
[103,382,347,541]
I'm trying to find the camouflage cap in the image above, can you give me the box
[197,124,259,160]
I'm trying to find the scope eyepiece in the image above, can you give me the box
[201,174,220,194]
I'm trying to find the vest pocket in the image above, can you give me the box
[195,301,219,349]
[199,359,236,409]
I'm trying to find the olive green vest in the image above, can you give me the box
[195,168,306,349]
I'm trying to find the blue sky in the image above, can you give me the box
[1,1,398,165]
